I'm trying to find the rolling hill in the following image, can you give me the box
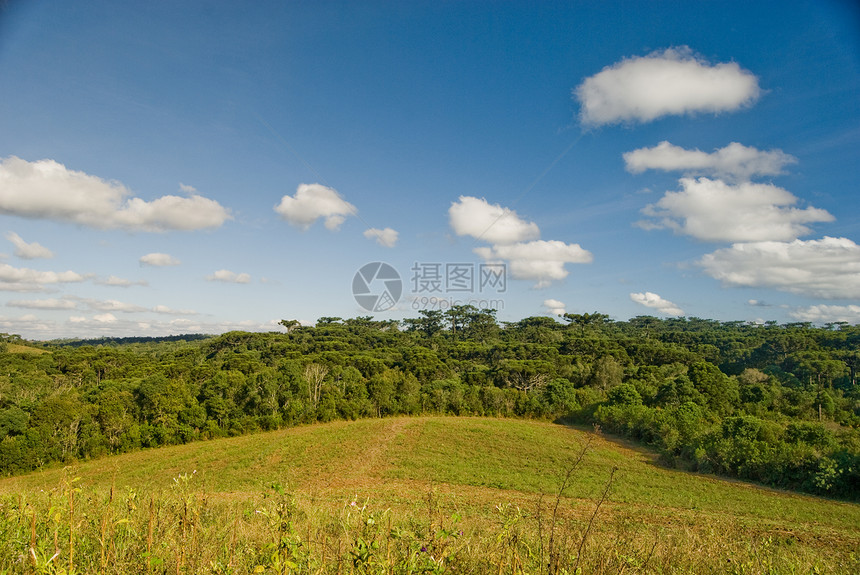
[1,417,857,573]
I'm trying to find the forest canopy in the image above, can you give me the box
[0,309,857,499]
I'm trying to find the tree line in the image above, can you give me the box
[0,308,857,499]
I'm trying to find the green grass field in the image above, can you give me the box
[1,417,857,573]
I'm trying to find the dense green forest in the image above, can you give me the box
[0,308,857,499]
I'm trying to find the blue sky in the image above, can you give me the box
[0,0,858,339]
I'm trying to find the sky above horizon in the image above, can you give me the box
[0,0,859,339]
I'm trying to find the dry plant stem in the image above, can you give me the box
[68,483,74,574]
[147,496,154,574]
[29,508,36,571]
[574,465,617,575]
[548,436,592,574]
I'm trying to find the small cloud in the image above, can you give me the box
[475,240,592,288]
[575,47,761,126]
[96,275,148,287]
[139,252,180,267]
[81,298,147,313]
[543,299,566,316]
[206,269,251,284]
[179,183,197,194]
[152,304,197,315]
[7,297,77,310]
[624,141,796,181]
[789,304,860,324]
[449,196,540,245]
[630,292,684,316]
[638,177,833,242]
[0,263,86,288]
[5,232,54,259]
[363,227,399,248]
[698,236,860,299]
[274,183,356,231]
[0,157,231,231]
[93,313,118,323]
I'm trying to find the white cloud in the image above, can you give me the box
[789,305,860,325]
[630,292,684,316]
[450,197,591,288]
[274,183,356,231]
[206,269,251,284]
[543,299,566,316]
[0,263,86,289]
[475,240,592,288]
[96,275,148,287]
[0,157,231,231]
[7,297,77,310]
[575,47,761,126]
[5,231,53,259]
[140,252,180,267]
[698,237,860,299]
[0,314,54,335]
[638,177,833,242]
[449,196,540,245]
[364,227,399,248]
[0,314,283,339]
[0,283,53,293]
[82,298,147,313]
[624,141,796,181]
[152,304,197,315]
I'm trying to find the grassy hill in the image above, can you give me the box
[4,342,48,355]
[1,417,858,573]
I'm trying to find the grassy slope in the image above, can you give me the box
[5,343,48,354]
[2,417,856,537]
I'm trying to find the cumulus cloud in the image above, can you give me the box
[575,47,761,126]
[630,292,684,316]
[449,196,540,245]
[7,297,77,310]
[140,252,180,267]
[698,237,860,299]
[638,177,833,242]
[274,183,356,231]
[152,304,197,315]
[0,313,54,335]
[0,263,86,291]
[790,305,860,324]
[0,313,282,339]
[543,299,566,316]
[0,157,231,231]
[474,240,592,288]
[624,141,796,181]
[364,227,399,248]
[96,275,148,287]
[5,232,53,259]
[206,269,251,284]
[83,299,147,313]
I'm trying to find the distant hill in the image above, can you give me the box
[43,333,214,347]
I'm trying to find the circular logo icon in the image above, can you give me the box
[352,262,402,312]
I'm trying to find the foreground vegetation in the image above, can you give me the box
[1,417,857,574]
[0,310,858,500]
